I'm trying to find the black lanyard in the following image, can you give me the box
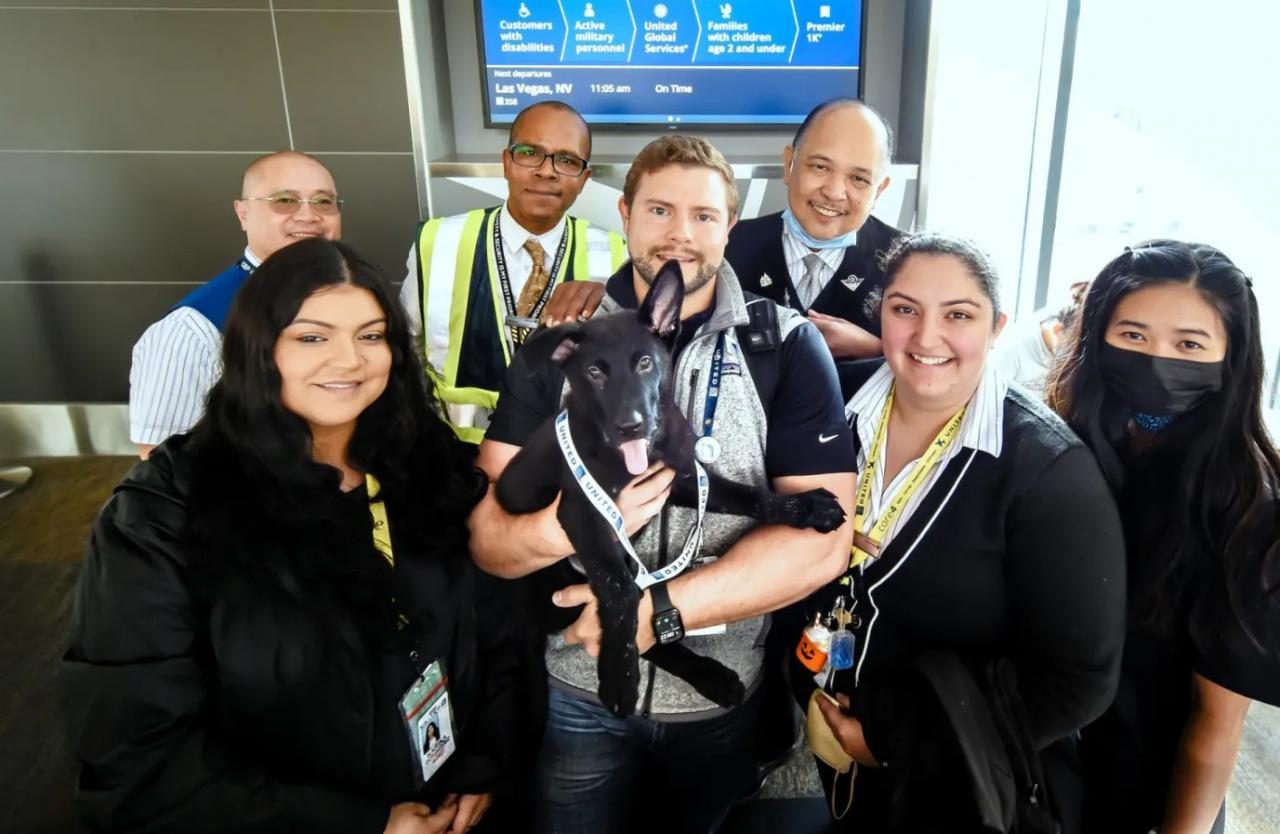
[490,210,571,327]
[700,332,727,438]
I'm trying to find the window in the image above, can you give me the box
[1049,0,1280,405]
[925,0,1279,410]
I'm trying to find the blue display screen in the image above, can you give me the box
[475,0,864,127]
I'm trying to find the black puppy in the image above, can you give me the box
[496,261,845,717]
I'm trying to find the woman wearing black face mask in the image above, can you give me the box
[1048,240,1280,834]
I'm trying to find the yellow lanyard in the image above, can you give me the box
[367,474,394,567]
[367,474,411,628]
[849,386,966,569]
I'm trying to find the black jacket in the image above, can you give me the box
[782,379,1127,833]
[62,435,527,834]
[724,212,902,336]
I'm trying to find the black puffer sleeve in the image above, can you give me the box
[62,455,389,834]
[439,568,542,798]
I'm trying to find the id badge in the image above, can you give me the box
[398,659,457,785]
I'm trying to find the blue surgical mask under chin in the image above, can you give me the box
[782,206,858,251]
[1132,411,1176,433]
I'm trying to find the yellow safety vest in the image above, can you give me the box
[416,207,626,443]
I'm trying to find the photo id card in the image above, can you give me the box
[398,659,456,784]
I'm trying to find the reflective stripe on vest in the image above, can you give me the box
[416,207,626,442]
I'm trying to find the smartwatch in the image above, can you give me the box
[650,582,684,645]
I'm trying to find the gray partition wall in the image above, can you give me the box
[0,0,418,405]
[408,1,929,238]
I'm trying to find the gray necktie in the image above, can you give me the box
[797,253,826,309]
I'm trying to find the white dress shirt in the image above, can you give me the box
[845,361,1008,560]
[400,203,566,345]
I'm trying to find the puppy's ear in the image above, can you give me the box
[519,322,585,368]
[638,259,685,339]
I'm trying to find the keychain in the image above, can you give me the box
[827,595,857,671]
[795,611,832,673]
[829,628,856,671]
[831,595,852,629]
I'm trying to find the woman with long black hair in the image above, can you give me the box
[1049,240,1280,834]
[64,238,523,834]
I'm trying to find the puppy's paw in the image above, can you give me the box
[700,670,746,708]
[765,488,847,532]
[597,643,640,717]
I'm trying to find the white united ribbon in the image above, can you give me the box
[554,409,709,590]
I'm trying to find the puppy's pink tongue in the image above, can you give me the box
[619,439,650,475]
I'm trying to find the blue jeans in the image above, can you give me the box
[535,685,762,834]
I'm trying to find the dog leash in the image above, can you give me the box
[554,410,709,590]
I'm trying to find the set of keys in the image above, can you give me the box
[794,595,860,689]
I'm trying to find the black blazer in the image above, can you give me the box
[724,212,902,337]
[780,376,1127,833]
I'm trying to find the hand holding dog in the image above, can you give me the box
[616,463,675,535]
[555,584,657,656]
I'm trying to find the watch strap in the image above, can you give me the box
[651,580,675,615]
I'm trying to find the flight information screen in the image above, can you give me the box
[475,0,864,127]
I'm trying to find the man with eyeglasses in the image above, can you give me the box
[725,98,901,361]
[399,100,626,444]
[128,150,341,458]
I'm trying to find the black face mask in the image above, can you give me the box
[1098,342,1224,416]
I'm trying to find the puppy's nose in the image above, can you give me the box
[615,411,644,438]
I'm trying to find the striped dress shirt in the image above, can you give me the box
[128,247,260,445]
[782,223,850,308]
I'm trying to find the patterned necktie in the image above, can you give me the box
[516,238,550,317]
[798,253,826,310]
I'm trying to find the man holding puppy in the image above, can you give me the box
[468,135,855,832]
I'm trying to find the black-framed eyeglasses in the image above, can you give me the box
[241,193,344,216]
[507,144,589,177]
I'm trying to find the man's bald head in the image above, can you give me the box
[792,99,893,175]
[240,151,334,197]
[782,99,894,242]
[234,151,341,261]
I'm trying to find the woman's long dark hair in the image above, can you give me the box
[1047,240,1280,643]
[192,237,480,521]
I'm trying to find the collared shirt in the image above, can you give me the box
[498,202,566,294]
[783,222,852,308]
[845,360,1008,558]
[128,247,261,445]
[400,204,567,342]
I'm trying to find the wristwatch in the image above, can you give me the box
[650,582,684,645]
